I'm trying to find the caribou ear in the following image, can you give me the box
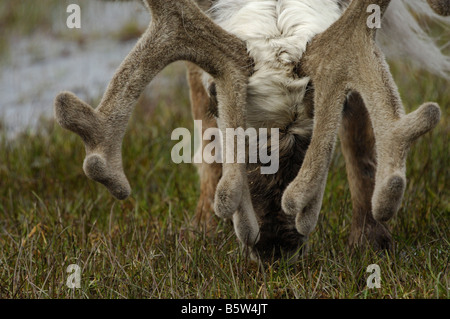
[427,0,450,16]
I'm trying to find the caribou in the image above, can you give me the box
[54,0,449,262]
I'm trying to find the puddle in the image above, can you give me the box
[0,1,152,136]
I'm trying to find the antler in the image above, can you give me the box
[54,0,260,246]
[282,0,442,236]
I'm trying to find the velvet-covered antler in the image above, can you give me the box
[282,0,442,237]
[54,0,260,247]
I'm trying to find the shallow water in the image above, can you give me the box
[0,1,149,135]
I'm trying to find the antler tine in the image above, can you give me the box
[282,0,441,236]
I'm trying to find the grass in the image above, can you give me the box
[0,60,448,299]
[0,0,448,300]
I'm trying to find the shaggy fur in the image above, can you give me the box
[378,0,450,79]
